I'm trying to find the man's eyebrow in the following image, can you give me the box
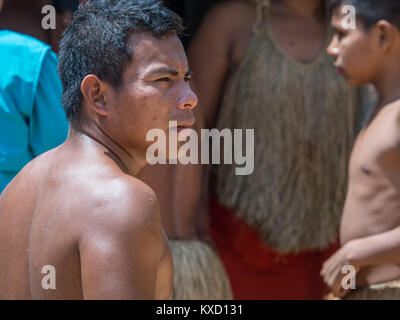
[149,67,179,76]
[149,67,193,77]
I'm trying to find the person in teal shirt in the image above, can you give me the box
[0,18,69,192]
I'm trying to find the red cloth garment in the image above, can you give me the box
[210,197,339,300]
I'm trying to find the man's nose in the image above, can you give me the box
[178,87,198,111]
[327,36,339,58]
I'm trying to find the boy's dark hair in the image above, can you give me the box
[58,0,184,127]
[327,0,400,30]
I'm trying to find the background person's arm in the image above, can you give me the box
[188,2,233,130]
[140,2,245,243]
[186,2,239,243]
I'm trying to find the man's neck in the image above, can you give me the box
[278,0,324,19]
[69,123,147,176]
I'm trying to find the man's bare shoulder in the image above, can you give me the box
[79,174,160,231]
[75,175,166,299]
[68,170,161,245]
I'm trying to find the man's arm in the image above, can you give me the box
[183,2,243,243]
[78,183,164,299]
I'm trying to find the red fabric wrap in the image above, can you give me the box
[210,197,339,300]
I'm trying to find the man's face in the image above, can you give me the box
[106,32,198,156]
[327,5,382,86]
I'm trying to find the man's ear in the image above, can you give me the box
[80,74,110,116]
[375,20,397,51]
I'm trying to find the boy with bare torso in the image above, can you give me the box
[0,0,198,299]
[321,0,400,299]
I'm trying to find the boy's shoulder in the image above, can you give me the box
[378,100,400,129]
[364,100,400,155]
[367,100,400,128]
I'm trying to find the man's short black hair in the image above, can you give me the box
[58,0,184,127]
[327,0,400,30]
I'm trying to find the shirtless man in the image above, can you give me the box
[0,0,197,299]
[321,0,400,299]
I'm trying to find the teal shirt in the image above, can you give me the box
[0,30,69,193]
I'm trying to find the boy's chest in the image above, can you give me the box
[349,114,399,179]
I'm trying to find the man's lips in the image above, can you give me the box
[175,119,196,131]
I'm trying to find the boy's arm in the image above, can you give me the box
[346,228,400,268]
[321,227,400,297]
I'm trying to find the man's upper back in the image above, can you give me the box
[0,142,172,299]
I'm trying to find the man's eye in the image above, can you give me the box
[157,77,170,82]
[184,77,192,82]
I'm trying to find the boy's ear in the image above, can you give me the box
[375,20,397,51]
[80,75,110,116]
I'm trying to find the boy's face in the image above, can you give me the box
[327,5,382,86]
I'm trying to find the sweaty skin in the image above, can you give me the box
[0,32,197,299]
